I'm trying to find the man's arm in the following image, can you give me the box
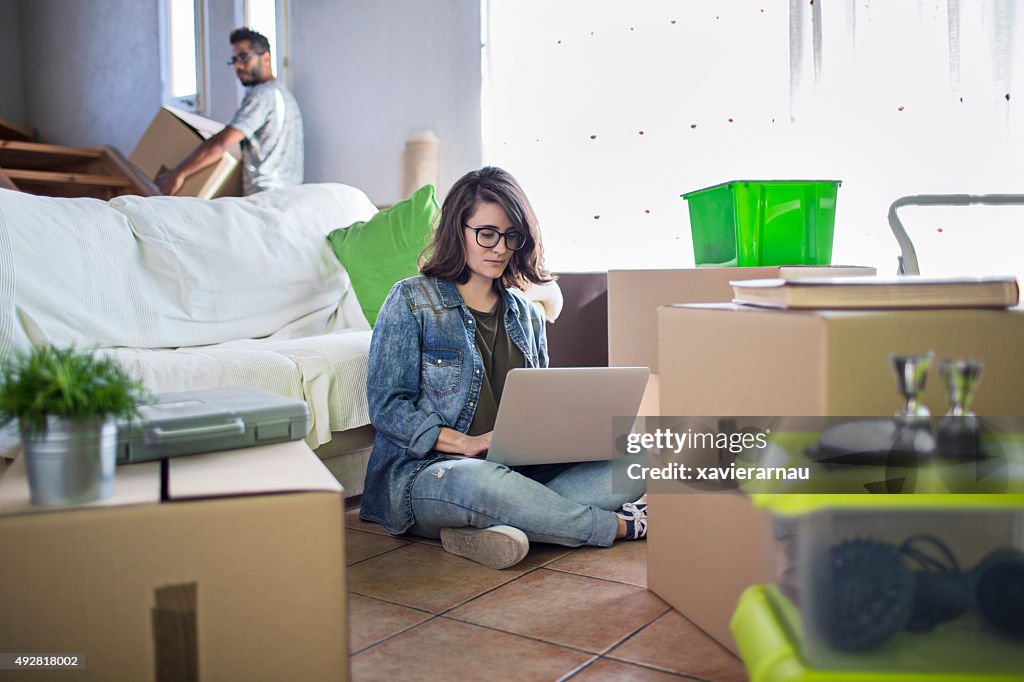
[156,125,245,195]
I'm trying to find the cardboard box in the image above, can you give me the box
[607,268,782,372]
[649,304,1024,654]
[602,269,801,652]
[130,106,242,198]
[0,441,348,682]
[646,486,773,655]
[607,267,876,372]
[608,268,781,420]
[658,304,1024,416]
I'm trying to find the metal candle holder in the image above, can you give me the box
[937,359,984,460]
[889,352,935,420]
[940,359,983,418]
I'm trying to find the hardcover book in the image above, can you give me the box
[730,275,1020,310]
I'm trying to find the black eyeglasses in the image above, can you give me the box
[464,225,526,251]
[227,51,265,66]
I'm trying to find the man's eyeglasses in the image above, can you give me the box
[227,51,265,66]
[465,225,526,251]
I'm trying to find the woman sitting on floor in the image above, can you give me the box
[358,166,647,569]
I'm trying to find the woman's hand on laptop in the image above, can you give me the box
[435,427,492,458]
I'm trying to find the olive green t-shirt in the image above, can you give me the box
[466,305,525,436]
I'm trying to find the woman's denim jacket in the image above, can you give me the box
[359,275,549,534]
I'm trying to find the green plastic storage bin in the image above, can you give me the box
[732,584,1024,682]
[682,180,841,267]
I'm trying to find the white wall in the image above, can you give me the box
[20,0,163,153]
[205,0,246,124]
[483,2,1024,279]
[12,0,482,206]
[0,0,27,127]
[9,0,242,147]
[290,0,483,205]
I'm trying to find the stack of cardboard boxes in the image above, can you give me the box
[607,267,1024,654]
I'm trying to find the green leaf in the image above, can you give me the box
[0,345,148,436]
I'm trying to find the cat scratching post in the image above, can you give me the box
[400,130,440,200]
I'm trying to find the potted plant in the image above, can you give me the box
[0,345,146,505]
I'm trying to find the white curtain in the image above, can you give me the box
[482,0,1024,279]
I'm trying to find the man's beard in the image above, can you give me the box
[237,64,265,86]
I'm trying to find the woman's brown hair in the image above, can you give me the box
[420,167,553,290]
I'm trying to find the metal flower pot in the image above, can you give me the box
[21,416,117,506]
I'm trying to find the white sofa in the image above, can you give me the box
[0,183,563,494]
[0,183,379,494]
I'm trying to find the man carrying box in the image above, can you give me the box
[157,27,303,197]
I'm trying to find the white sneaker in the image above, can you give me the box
[616,498,648,540]
[440,525,530,569]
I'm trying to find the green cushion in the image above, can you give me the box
[327,184,438,326]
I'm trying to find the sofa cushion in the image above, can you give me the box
[326,184,438,326]
[100,328,372,448]
[0,184,376,353]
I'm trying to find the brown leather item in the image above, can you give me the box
[545,272,609,368]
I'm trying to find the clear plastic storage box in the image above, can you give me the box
[735,494,1024,681]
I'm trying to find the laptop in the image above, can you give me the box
[486,367,650,466]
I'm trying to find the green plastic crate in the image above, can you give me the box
[738,489,1024,679]
[682,180,841,267]
[732,585,1024,682]
[735,429,1024,677]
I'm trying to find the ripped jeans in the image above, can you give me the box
[407,452,647,547]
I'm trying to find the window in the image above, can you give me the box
[162,0,206,112]
[482,1,1024,282]
[245,0,289,86]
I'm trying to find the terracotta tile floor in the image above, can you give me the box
[345,508,749,681]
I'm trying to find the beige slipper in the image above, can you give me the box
[440,525,530,569]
